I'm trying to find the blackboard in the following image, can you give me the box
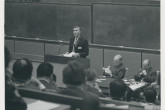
[5,3,26,37]
[93,4,160,49]
[5,2,160,49]
[26,3,58,40]
[5,3,91,42]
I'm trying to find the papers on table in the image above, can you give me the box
[27,100,60,110]
[96,78,106,82]
[129,82,147,91]
[103,66,112,76]
[63,52,75,57]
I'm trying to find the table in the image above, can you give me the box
[97,77,149,95]
[96,77,115,95]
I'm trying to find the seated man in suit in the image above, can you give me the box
[103,54,126,79]
[57,61,99,110]
[67,26,89,58]
[12,58,45,90]
[37,62,57,90]
[109,79,127,101]
[143,87,158,105]
[134,59,157,83]
[84,69,106,97]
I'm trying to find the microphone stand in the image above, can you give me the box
[58,41,63,55]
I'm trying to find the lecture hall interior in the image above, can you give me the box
[4,0,161,110]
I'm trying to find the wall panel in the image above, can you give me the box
[45,43,69,56]
[88,48,103,77]
[5,39,14,53]
[14,40,44,61]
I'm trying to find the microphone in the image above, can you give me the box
[58,40,63,55]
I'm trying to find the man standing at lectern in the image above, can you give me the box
[68,26,89,58]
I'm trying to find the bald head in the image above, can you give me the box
[142,59,151,70]
[13,58,33,81]
[113,55,123,66]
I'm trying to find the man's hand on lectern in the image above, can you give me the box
[65,52,69,54]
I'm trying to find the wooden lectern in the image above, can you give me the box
[44,55,90,87]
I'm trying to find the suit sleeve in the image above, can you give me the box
[134,73,141,81]
[134,70,144,81]
[79,39,89,58]
[144,71,157,83]
[112,68,126,79]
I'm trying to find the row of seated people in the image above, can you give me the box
[103,54,159,84]
[5,47,160,110]
[102,54,160,103]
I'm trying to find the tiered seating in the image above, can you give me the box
[99,97,144,110]
[99,97,161,110]
[18,87,83,110]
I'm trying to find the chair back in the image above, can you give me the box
[99,97,144,110]
[99,105,128,110]
[18,87,83,110]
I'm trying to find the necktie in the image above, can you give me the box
[72,37,78,52]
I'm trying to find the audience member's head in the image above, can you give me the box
[85,69,97,83]
[37,62,53,77]
[144,87,157,103]
[142,59,151,70]
[113,54,123,66]
[12,58,33,82]
[109,79,127,100]
[5,46,11,69]
[63,61,85,86]
[37,62,56,82]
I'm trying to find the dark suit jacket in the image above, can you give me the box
[111,63,126,79]
[85,85,106,98]
[134,67,157,83]
[12,79,41,90]
[57,86,99,110]
[5,84,27,110]
[69,37,89,58]
[103,63,126,79]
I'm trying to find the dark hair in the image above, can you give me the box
[85,69,96,81]
[5,46,11,69]
[109,79,127,99]
[37,62,53,78]
[144,87,157,103]
[63,61,85,85]
[73,26,81,30]
[12,58,33,81]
